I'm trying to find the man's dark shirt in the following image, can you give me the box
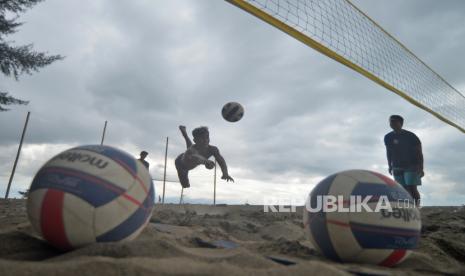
[384,130,421,170]
[139,159,149,169]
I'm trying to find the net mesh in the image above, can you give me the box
[226,0,465,132]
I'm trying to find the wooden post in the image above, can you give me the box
[179,188,184,204]
[5,111,30,199]
[162,137,168,204]
[100,120,107,145]
[213,159,217,206]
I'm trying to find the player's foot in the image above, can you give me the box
[205,160,215,170]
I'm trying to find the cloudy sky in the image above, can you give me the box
[1,0,464,205]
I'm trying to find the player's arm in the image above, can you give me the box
[415,144,424,177]
[212,147,234,182]
[414,135,424,177]
[386,148,393,175]
[384,136,392,175]
[179,125,192,149]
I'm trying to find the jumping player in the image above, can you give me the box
[175,125,234,188]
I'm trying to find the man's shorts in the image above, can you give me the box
[393,169,422,186]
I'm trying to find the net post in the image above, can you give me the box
[5,111,30,199]
[100,120,107,145]
[213,159,217,206]
[162,137,168,204]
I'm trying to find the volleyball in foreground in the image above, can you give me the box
[26,145,155,251]
[303,170,421,266]
[222,102,244,122]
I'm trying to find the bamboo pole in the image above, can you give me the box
[100,120,107,145]
[213,159,217,206]
[5,111,30,199]
[179,188,184,204]
[162,137,168,204]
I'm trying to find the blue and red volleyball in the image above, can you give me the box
[303,169,421,266]
[26,145,154,251]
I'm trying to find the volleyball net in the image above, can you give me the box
[226,0,465,133]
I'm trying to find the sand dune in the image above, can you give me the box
[0,199,464,275]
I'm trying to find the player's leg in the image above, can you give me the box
[393,169,406,186]
[175,156,191,188]
[404,171,421,207]
[410,186,421,207]
[177,169,190,188]
[393,169,416,203]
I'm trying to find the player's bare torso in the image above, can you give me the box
[182,144,217,170]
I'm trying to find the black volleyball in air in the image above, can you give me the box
[221,102,244,122]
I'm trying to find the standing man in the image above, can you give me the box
[384,115,424,206]
[138,151,149,169]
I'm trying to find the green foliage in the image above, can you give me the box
[0,0,63,111]
[0,91,28,111]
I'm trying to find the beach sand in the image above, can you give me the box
[0,199,464,275]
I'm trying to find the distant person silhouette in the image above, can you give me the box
[138,151,149,169]
[175,125,234,188]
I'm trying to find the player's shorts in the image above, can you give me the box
[393,169,422,187]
